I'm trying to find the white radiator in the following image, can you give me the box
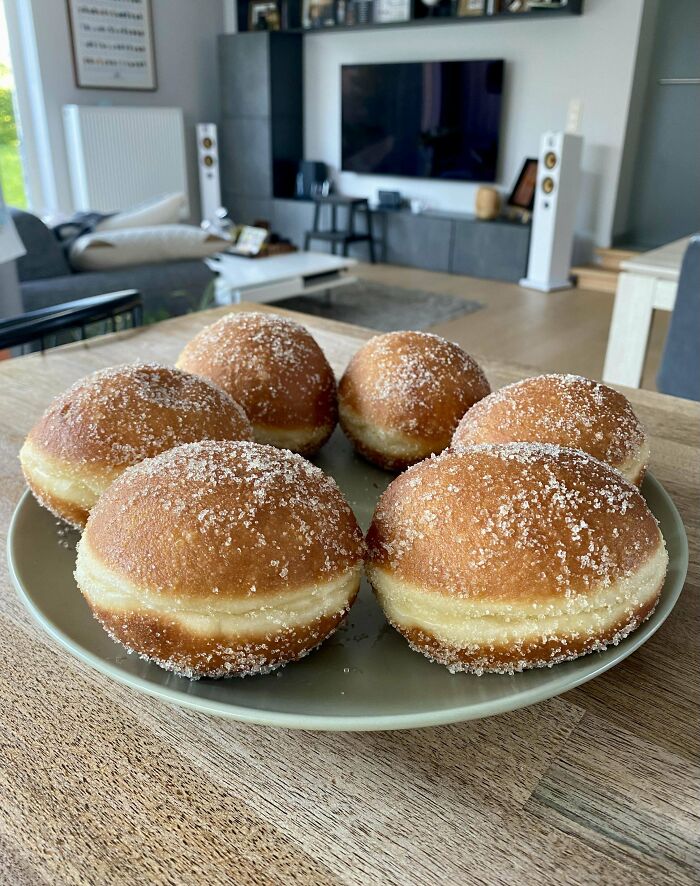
[63,105,189,215]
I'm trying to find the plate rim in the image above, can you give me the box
[7,475,689,732]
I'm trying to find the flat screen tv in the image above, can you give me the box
[341,60,504,183]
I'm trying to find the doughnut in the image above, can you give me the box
[366,443,667,674]
[452,373,649,486]
[19,362,253,529]
[176,311,337,456]
[338,330,490,471]
[74,440,365,678]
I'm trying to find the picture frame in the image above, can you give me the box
[303,0,337,27]
[249,1,281,30]
[66,0,157,91]
[374,0,411,24]
[507,158,538,212]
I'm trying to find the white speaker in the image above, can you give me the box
[196,123,222,224]
[520,131,583,292]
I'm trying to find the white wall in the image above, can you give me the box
[24,0,225,219]
[305,0,646,255]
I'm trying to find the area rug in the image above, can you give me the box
[273,280,482,332]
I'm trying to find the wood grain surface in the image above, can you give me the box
[0,304,698,886]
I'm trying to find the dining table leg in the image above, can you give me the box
[603,271,656,388]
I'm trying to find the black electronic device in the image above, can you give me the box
[342,60,504,182]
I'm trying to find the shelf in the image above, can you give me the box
[238,0,582,36]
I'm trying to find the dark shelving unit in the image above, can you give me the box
[237,0,581,35]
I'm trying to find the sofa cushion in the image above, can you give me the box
[69,225,229,271]
[19,259,215,319]
[10,209,72,282]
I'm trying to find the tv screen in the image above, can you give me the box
[341,60,504,183]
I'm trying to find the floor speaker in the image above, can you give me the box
[196,123,222,224]
[520,131,583,292]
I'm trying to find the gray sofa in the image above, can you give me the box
[11,209,216,322]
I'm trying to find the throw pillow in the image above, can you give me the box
[69,225,229,271]
[95,192,186,232]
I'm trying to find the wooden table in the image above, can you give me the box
[1,305,698,886]
[603,236,690,388]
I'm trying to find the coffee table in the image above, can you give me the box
[207,250,358,306]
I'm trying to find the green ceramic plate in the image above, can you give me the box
[7,429,688,731]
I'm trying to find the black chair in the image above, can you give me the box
[0,290,143,354]
[657,235,700,401]
[304,195,376,262]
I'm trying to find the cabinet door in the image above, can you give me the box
[452,220,530,282]
[220,118,272,198]
[383,213,452,271]
[219,34,270,119]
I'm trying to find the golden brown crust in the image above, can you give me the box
[452,373,648,479]
[90,596,357,679]
[392,593,659,675]
[82,440,365,601]
[21,363,254,528]
[367,443,663,602]
[176,311,337,454]
[338,331,490,470]
[25,362,254,470]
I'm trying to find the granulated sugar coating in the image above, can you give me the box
[341,330,490,438]
[452,373,647,474]
[74,440,365,678]
[368,442,663,599]
[175,312,337,449]
[338,330,491,470]
[26,362,253,468]
[83,439,365,598]
[366,442,667,674]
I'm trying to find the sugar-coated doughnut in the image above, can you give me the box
[20,363,253,528]
[338,331,490,471]
[176,311,337,455]
[366,443,667,674]
[452,373,649,486]
[74,440,365,678]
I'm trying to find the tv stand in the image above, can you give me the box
[225,198,531,283]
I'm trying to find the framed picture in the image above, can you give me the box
[507,158,538,211]
[303,0,337,27]
[66,0,157,91]
[457,0,485,15]
[374,0,411,23]
[249,1,281,30]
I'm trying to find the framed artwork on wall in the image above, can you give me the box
[507,158,538,212]
[66,0,157,91]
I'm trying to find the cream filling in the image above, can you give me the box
[75,539,361,638]
[367,545,667,649]
[340,402,431,462]
[20,439,118,511]
[616,437,650,486]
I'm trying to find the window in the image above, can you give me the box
[0,0,28,207]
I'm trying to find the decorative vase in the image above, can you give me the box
[475,187,501,220]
